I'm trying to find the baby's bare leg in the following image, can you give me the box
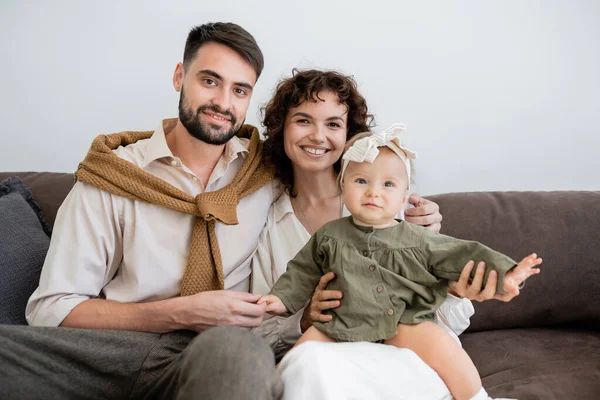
[293,326,336,349]
[384,321,481,400]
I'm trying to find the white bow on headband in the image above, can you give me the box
[341,123,417,188]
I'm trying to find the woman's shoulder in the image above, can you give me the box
[269,189,293,224]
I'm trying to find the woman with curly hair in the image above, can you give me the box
[252,69,502,400]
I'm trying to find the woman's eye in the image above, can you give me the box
[296,119,310,125]
[327,122,341,128]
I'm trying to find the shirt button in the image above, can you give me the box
[377,286,384,293]
[170,159,179,167]
[387,308,394,316]
[191,175,198,182]
[369,265,376,271]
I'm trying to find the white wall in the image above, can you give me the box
[1,0,599,195]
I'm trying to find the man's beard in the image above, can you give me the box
[178,88,242,145]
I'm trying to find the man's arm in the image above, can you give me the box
[62,290,266,332]
[26,181,124,326]
[27,182,265,331]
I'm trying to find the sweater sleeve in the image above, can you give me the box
[269,232,324,314]
[422,231,517,294]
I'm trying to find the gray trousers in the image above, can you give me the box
[0,325,282,400]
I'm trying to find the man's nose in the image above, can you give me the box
[212,88,233,113]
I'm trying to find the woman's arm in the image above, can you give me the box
[437,259,524,338]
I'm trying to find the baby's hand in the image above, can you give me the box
[257,295,288,315]
[503,253,543,296]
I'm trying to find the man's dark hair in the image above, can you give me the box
[183,22,264,79]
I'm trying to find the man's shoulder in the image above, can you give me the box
[111,136,151,167]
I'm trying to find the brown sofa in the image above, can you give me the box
[2,171,599,399]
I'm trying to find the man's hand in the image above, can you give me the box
[300,272,343,332]
[503,253,542,296]
[404,194,442,233]
[257,295,287,315]
[175,290,267,332]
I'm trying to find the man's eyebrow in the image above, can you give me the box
[235,81,254,91]
[196,69,254,91]
[197,69,222,81]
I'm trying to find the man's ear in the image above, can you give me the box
[173,62,184,92]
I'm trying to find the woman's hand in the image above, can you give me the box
[404,194,442,233]
[300,272,343,332]
[448,260,529,302]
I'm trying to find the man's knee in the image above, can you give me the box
[178,326,281,400]
[182,326,274,366]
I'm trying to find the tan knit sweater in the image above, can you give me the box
[75,124,273,295]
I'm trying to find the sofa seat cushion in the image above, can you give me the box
[0,177,51,324]
[462,327,600,399]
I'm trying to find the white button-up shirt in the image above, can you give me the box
[26,119,274,326]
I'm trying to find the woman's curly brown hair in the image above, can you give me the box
[262,69,375,197]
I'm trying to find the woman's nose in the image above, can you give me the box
[308,125,326,143]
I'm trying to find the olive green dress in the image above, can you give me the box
[269,217,516,342]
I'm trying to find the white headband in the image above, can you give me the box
[340,123,417,189]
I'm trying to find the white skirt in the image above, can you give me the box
[278,341,453,400]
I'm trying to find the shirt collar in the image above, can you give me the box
[141,118,250,168]
[272,191,295,223]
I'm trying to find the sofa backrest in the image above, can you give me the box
[0,172,75,229]
[428,191,600,332]
[1,171,598,332]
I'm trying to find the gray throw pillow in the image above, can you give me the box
[0,177,51,325]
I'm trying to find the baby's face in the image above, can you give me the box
[342,147,409,228]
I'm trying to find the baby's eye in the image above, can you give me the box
[355,178,367,184]
[384,181,395,187]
